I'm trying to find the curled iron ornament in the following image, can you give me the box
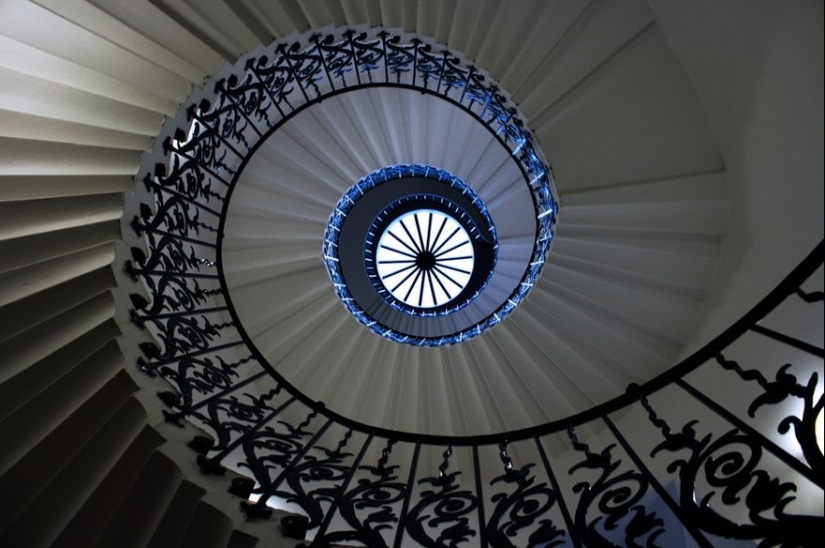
[406,447,480,548]
[486,443,566,548]
[716,352,824,477]
[126,17,824,545]
[312,439,407,548]
[567,427,666,548]
[643,394,824,547]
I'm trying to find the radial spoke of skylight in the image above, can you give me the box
[376,209,474,308]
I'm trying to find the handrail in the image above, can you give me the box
[125,26,824,546]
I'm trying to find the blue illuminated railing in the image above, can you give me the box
[325,164,503,344]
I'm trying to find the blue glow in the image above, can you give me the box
[323,162,556,346]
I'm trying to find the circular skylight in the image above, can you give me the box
[375,209,475,309]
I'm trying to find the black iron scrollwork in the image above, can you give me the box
[315,438,408,548]
[269,429,356,530]
[406,447,479,548]
[126,22,823,547]
[145,314,233,362]
[216,74,272,135]
[235,428,306,516]
[643,394,823,547]
[486,443,566,548]
[279,41,324,100]
[158,353,251,413]
[716,352,824,477]
[383,33,417,83]
[795,287,824,304]
[312,33,354,88]
[131,276,221,319]
[349,31,383,82]
[198,388,284,453]
[567,426,666,548]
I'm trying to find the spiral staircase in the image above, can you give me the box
[0,1,822,547]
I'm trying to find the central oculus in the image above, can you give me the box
[374,209,475,309]
[323,164,503,345]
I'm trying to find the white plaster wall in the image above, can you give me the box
[649,0,824,357]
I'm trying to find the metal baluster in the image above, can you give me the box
[676,378,824,488]
[312,33,336,92]
[212,79,265,139]
[131,223,217,248]
[309,433,375,546]
[244,418,335,513]
[435,51,448,94]
[139,339,245,370]
[161,369,269,424]
[186,113,248,159]
[535,436,581,548]
[412,38,419,86]
[277,43,311,104]
[602,412,714,548]
[566,424,667,547]
[472,445,489,548]
[166,147,234,187]
[393,442,421,548]
[459,66,476,106]
[638,387,823,546]
[381,32,389,83]
[198,396,298,470]
[347,30,362,86]
[245,56,288,120]
[795,287,824,303]
[750,324,825,358]
[135,306,229,323]
[142,178,224,216]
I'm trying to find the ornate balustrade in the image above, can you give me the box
[125,26,823,547]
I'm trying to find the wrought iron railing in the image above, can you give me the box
[124,26,823,547]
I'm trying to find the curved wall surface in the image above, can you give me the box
[0,1,821,546]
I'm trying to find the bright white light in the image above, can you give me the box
[376,209,474,308]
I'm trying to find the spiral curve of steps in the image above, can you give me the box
[1,0,822,547]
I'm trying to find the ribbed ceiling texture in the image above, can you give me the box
[130,7,729,439]
[0,1,822,547]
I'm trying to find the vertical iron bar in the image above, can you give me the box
[131,270,220,280]
[459,66,475,105]
[140,306,229,321]
[143,180,224,216]
[171,149,233,186]
[143,339,246,369]
[412,40,418,86]
[203,396,297,464]
[436,51,447,94]
[311,433,374,545]
[535,436,581,548]
[472,444,489,548]
[278,44,310,104]
[188,113,247,158]
[245,58,287,120]
[348,31,362,86]
[313,34,335,92]
[213,79,264,138]
[602,414,714,548]
[182,370,269,412]
[750,324,825,358]
[381,32,389,83]
[393,442,421,548]
[133,224,218,248]
[254,418,334,508]
[676,378,824,488]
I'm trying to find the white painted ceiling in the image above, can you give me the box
[2,0,821,438]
